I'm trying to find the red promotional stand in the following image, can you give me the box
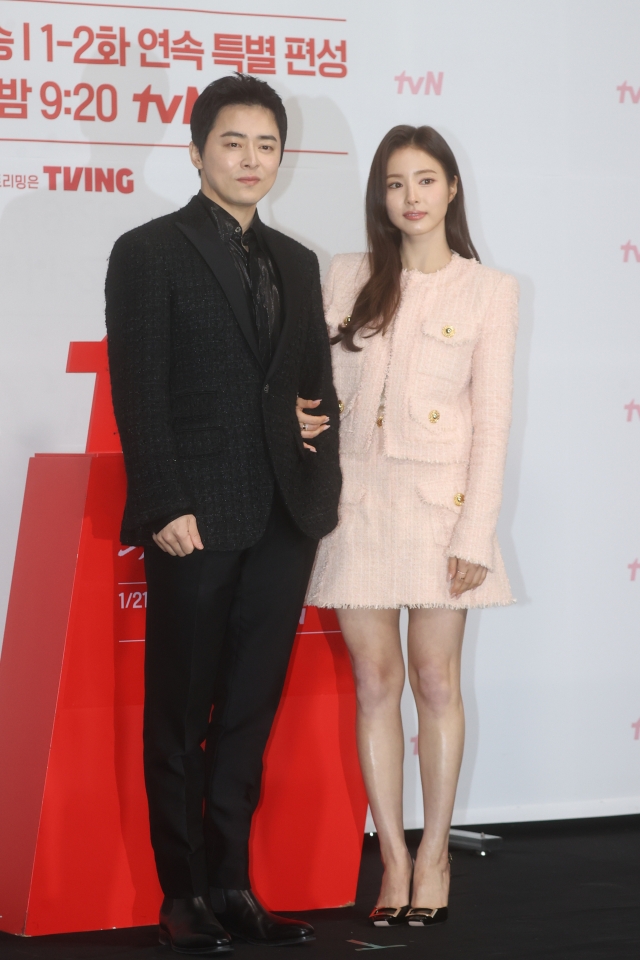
[0,340,367,936]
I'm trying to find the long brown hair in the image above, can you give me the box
[333,125,479,352]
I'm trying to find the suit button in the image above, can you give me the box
[338,400,344,413]
[454,493,465,506]
[442,326,455,338]
[263,384,269,393]
[428,410,440,422]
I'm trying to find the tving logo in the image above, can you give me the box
[632,719,640,740]
[617,82,640,103]
[394,71,443,95]
[621,241,640,262]
[43,166,134,193]
[627,559,640,580]
[624,401,640,421]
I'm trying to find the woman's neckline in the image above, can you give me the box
[401,250,460,278]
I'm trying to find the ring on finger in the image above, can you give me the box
[301,423,308,431]
[458,571,466,579]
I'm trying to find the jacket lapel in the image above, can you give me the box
[260,224,302,381]
[176,200,264,371]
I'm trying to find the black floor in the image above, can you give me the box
[2,816,639,960]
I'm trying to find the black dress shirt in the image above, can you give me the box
[199,192,282,367]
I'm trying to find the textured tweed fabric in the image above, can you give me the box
[306,252,518,609]
[105,195,341,548]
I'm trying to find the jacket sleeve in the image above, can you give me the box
[447,274,519,569]
[298,252,341,450]
[105,231,194,529]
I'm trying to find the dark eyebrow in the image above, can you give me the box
[386,168,438,178]
[219,130,278,142]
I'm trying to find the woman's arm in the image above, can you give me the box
[295,255,341,449]
[297,252,341,453]
[448,274,519,570]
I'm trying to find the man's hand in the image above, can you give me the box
[296,397,330,452]
[447,557,488,599]
[153,515,204,557]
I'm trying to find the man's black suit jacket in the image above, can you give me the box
[105,194,341,549]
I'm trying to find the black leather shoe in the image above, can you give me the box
[213,888,315,946]
[159,896,233,955]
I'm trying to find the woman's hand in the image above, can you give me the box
[447,557,488,599]
[296,397,330,452]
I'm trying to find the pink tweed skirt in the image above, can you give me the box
[306,429,514,610]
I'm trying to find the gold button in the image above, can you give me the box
[342,315,351,327]
[376,415,384,427]
[454,493,465,506]
[428,410,440,423]
[338,400,344,413]
[442,326,455,338]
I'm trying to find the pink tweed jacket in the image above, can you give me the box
[325,252,519,571]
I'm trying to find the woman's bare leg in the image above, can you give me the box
[407,607,466,908]
[336,608,413,907]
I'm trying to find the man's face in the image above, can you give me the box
[189,104,281,215]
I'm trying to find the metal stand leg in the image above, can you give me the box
[448,828,503,856]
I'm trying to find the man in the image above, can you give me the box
[105,75,341,954]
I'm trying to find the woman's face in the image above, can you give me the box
[385,147,457,240]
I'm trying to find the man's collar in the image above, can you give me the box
[197,191,260,241]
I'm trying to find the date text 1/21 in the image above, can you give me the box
[119,591,147,609]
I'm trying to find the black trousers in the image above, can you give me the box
[143,494,318,896]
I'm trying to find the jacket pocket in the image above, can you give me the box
[174,420,226,458]
[425,503,458,548]
[407,393,463,438]
[413,316,478,388]
[171,390,219,418]
[416,468,468,546]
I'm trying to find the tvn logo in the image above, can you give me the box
[624,401,640,421]
[621,241,640,262]
[617,82,640,103]
[628,559,640,580]
[394,71,443,95]
[43,166,134,193]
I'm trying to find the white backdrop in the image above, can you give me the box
[1,0,639,828]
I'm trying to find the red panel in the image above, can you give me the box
[25,454,162,935]
[0,341,367,936]
[251,608,368,909]
[66,339,120,454]
[0,455,91,934]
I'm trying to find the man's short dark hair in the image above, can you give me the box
[190,74,287,160]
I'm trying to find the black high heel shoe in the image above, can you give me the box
[369,905,410,927]
[405,905,448,927]
[405,853,451,927]
[369,857,414,926]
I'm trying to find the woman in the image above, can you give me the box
[299,126,518,926]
